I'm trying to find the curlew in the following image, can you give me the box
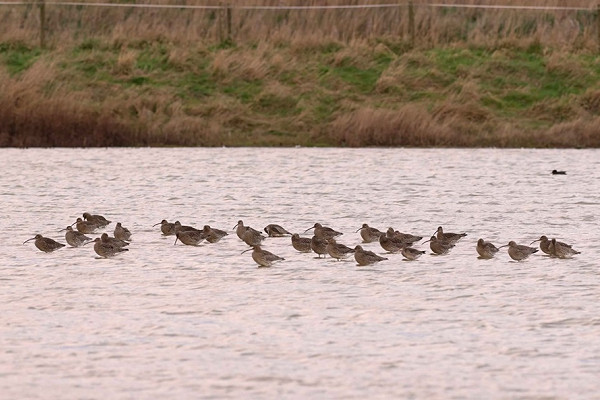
[242,245,284,268]
[291,233,312,253]
[386,227,422,246]
[499,241,538,261]
[202,225,228,243]
[174,221,200,234]
[174,230,206,246]
[234,220,262,241]
[241,227,265,247]
[476,238,500,259]
[401,247,426,261]
[88,236,128,258]
[550,238,580,259]
[153,220,177,236]
[379,231,406,253]
[310,235,329,258]
[72,217,99,234]
[114,222,132,241]
[264,224,292,237]
[435,226,467,244]
[60,226,92,247]
[83,212,111,228]
[304,223,343,240]
[423,236,455,255]
[100,233,129,248]
[354,245,387,266]
[530,235,573,256]
[356,224,383,243]
[326,238,355,261]
[24,234,65,253]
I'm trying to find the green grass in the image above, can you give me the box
[135,45,171,72]
[332,64,381,93]
[127,76,151,86]
[176,72,215,99]
[0,42,41,75]
[328,55,391,93]
[254,93,299,116]
[313,93,339,122]
[2,38,600,147]
[222,79,263,103]
[429,47,489,75]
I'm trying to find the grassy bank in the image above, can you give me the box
[1,36,600,146]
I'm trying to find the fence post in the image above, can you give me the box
[226,3,232,41]
[39,0,46,49]
[597,3,600,52]
[217,1,223,42]
[408,1,415,47]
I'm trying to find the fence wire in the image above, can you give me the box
[0,1,595,11]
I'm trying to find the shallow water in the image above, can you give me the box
[1,148,599,399]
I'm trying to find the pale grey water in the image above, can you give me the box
[1,148,599,399]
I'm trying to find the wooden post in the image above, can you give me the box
[39,0,46,49]
[597,4,600,53]
[226,4,232,41]
[217,1,223,42]
[398,0,403,39]
[408,1,415,48]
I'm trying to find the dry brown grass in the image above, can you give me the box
[0,1,597,48]
[546,50,587,78]
[114,49,137,75]
[329,106,464,146]
[541,118,600,147]
[1,1,600,147]
[211,45,271,82]
[0,60,137,146]
[580,89,600,115]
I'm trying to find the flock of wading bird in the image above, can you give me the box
[23,213,581,267]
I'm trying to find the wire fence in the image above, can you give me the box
[0,1,596,10]
[0,1,598,48]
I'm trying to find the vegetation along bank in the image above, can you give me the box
[1,1,600,147]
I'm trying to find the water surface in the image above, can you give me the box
[1,148,599,399]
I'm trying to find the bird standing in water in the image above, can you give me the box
[401,247,426,261]
[61,226,92,247]
[89,236,129,258]
[291,234,312,253]
[354,245,387,266]
[114,222,132,241]
[242,246,284,267]
[423,236,455,255]
[435,226,467,244]
[499,241,538,261]
[356,224,383,243]
[24,234,65,253]
[476,238,499,259]
[83,212,111,228]
[549,238,580,258]
[154,220,176,236]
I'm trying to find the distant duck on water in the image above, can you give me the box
[552,169,566,175]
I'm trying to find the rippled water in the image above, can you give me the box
[1,148,599,399]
